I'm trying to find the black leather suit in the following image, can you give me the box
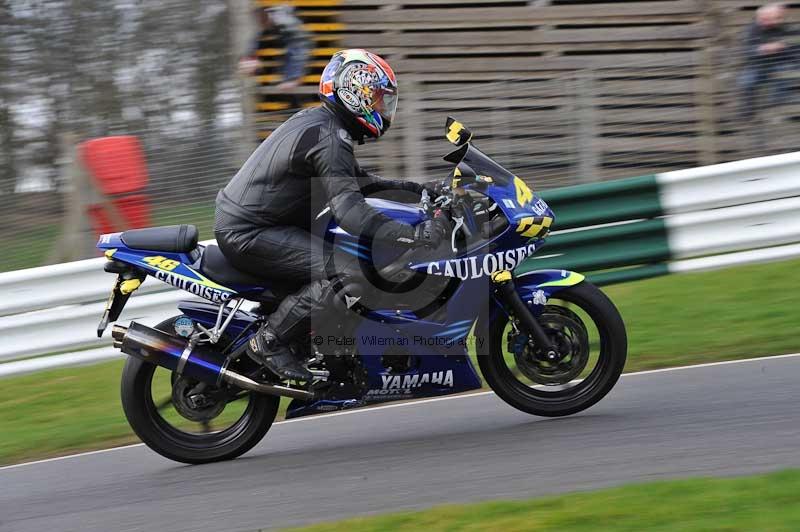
[214,104,422,341]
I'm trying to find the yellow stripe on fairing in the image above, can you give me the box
[186,267,232,291]
[147,263,233,293]
[536,272,585,287]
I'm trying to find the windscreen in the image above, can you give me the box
[444,143,516,186]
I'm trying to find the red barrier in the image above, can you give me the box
[87,194,152,235]
[80,136,148,195]
[80,136,151,235]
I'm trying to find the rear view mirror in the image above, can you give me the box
[445,116,473,146]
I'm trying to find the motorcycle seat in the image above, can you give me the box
[200,244,271,288]
[121,225,199,254]
[200,245,304,309]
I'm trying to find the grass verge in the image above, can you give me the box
[283,469,800,532]
[1,258,799,465]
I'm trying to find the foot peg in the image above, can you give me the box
[308,369,330,380]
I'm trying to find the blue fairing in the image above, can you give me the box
[285,278,486,418]
[368,197,427,225]
[316,198,426,264]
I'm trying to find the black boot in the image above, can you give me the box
[248,325,312,382]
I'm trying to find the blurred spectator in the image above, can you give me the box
[739,3,797,120]
[238,5,310,92]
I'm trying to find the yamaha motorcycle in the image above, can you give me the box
[97,118,627,464]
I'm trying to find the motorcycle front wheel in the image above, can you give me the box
[120,316,280,464]
[479,281,627,417]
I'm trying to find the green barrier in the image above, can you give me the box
[520,174,670,285]
[518,219,670,274]
[539,174,662,231]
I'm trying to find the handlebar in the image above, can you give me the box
[421,189,431,213]
[373,188,446,281]
[376,181,492,280]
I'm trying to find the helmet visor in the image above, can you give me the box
[372,84,398,125]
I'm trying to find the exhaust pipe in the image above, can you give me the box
[112,322,314,401]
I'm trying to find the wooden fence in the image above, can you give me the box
[252,0,800,187]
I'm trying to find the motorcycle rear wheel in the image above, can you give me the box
[479,281,627,417]
[120,316,279,464]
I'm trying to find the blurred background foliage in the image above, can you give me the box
[1,0,798,271]
[0,0,235,194]
[0,1,240,271]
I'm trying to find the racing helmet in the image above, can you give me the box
[319,49,398,138]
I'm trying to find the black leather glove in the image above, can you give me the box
[421,180,446,199]
[414,217,449,249]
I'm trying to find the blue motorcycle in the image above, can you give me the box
[98,118,627,464]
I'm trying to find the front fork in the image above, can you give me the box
[491,271,558,359]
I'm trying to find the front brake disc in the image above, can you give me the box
[512,305,590,385]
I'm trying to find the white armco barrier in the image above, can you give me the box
[0,238,215,318]
[657,151,800,214]
[666,196,800,258]
[0,291,186,362]
[667,242,800,274]
[1,155,800,378]
[0,256,168,317]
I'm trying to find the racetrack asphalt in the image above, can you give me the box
[2,354,799,532]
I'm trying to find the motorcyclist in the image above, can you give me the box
[215,49,448,381]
